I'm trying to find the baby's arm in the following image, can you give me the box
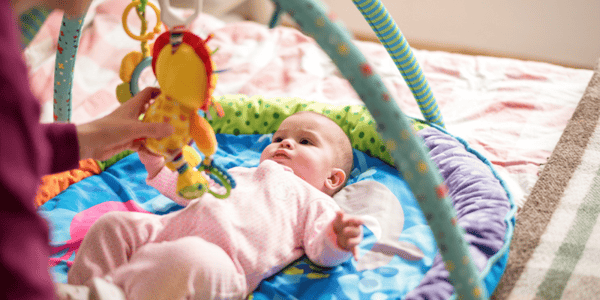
[332,211,364,260]
[137,147,165,179]
[137,148,192,206]
[303,200,363,267]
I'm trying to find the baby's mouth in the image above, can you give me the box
[273,150,289,159]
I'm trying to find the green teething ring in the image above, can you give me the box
[271,0,486,299]
[198,164,234,199]
[129,56,153,95]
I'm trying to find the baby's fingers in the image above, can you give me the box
[345,218,364,229]
[336,211,363,226]
[347,234,363,246]
[340,225,362,249]
[333,211,345,233]
[341,225,362,239]
[340,213,363,227]
[352,246,359,260]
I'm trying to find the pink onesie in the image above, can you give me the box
[68,158,351,300]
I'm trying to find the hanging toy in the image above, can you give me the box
[144,30,235,199]
[116,0,162,103]
[119,0,235,199]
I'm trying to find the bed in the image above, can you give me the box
[492,59,600,300]
[23,0,595,298]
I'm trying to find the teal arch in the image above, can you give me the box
[268,1,484,298]
[53,14,86,122]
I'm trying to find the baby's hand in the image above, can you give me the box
[137,146,165,179]
[332,211,364,260]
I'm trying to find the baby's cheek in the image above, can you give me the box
[259,148,270,162]
[296,165,321,188]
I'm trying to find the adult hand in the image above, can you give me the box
[332,211,364,260]
[12,0,93,20]
[76,87,173,161]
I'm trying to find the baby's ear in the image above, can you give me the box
[326,168,346,191]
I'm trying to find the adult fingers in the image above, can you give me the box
[125,87,161,115]
[129,122,174,140]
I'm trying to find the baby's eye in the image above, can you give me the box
[299,138,311,145]
[272,137,283,143]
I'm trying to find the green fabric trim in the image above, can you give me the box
[97,150,135,171]
[208,94,429,166]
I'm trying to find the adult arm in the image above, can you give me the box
[1,2,169,300]
[75,87,173,161]
[1,3,76,299]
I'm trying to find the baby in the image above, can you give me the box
[66,111,363,300]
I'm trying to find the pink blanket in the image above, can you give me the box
[25,0,594,208]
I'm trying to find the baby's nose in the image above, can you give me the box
[280,139,293,148]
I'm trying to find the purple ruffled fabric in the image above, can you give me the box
[404,127,512,299]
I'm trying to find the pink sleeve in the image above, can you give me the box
[303,200,353,267]
[138,151,192,207]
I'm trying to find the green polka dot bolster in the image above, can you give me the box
[206,94,429,166]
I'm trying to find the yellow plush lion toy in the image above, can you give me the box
[141,30,234,199]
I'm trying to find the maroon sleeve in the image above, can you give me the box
[40,122,80,173]
[0,2,79,299]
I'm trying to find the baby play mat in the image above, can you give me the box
[41,96,513,299]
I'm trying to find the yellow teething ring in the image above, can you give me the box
[122,1,162,41]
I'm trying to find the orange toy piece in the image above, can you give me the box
[34,159,102,207]
[142,30,232,199]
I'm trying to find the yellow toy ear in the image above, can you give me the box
[119,51,143,83]
[116,82,132,103]
[117,51,143,104]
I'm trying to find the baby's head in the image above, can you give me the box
[260,111,353,196]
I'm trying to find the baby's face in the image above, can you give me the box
[260,113,339,193]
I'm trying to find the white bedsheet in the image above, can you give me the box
[25,0,594,208]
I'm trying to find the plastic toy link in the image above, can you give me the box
[118,0,235,199]
[116,0,162,103]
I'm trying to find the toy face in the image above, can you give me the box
[155,43,208,109]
